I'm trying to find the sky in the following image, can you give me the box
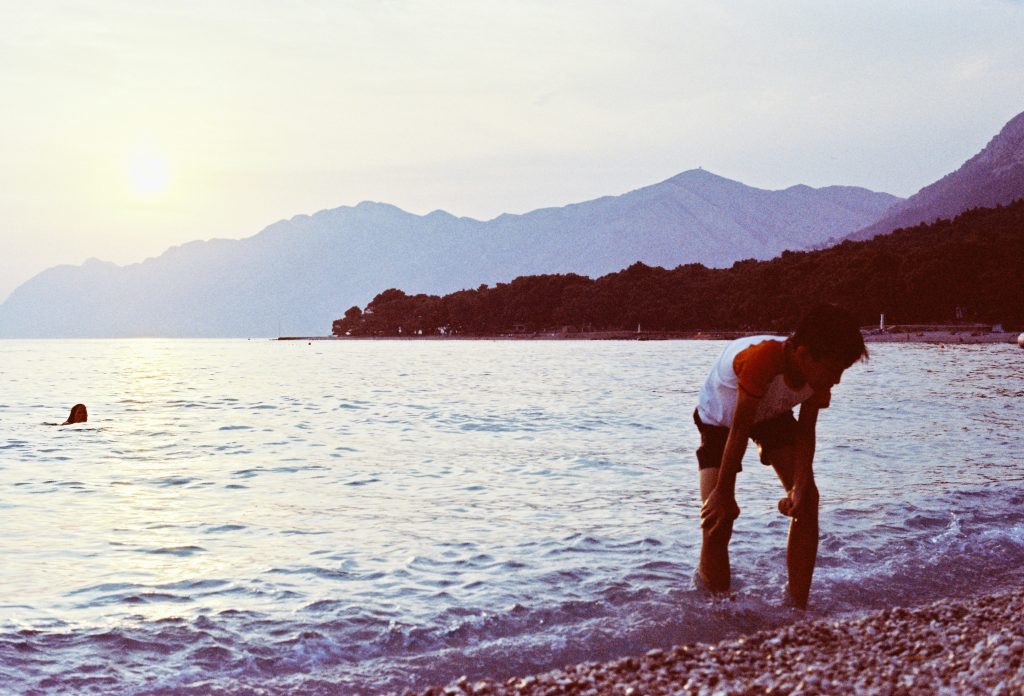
[2,0,1023,302]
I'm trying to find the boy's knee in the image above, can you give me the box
[801,481,820,510]
[795,503,820,527]
[805,485,820,508]
[702,520,734,546]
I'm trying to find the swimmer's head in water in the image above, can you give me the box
[63,404,88,425]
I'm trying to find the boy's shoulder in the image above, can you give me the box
[731,336,788,398]
[726,335,787,367]
[725,334,787,350]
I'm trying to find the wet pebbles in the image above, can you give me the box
[414,589,1024,695]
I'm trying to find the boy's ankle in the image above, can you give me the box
[695,566,730,594]
[783,583,809,609]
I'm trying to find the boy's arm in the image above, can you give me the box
[783,400,820,518]
[700,389,761,532]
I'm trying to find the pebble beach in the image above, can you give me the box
[419,589,1024,695]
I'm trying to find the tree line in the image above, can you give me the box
[332,199,1024,336]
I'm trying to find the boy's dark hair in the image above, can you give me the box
[791,304,868,367]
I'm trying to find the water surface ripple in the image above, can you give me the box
[1,339,1022,694]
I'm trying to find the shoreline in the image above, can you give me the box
[281,331,1020,345]
[862,330,1018,345]
[414,589,1024,695]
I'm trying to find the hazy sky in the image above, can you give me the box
[2,1,1023,301]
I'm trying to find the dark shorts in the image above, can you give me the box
[693,408,798,471]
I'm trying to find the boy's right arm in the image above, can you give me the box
[700,389,760,532]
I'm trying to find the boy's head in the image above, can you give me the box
[790,304,868,391]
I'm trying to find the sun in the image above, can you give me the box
[125,150,171,200]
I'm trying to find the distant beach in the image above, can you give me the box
[862,330,1019,345]
[280,330,1019,344]
[416,589,1024,695]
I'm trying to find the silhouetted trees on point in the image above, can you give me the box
[332,200,1024,337]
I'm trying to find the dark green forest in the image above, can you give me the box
[332,200,1024,336]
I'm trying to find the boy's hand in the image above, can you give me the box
[777,484,819,519]
[701,489,740,532]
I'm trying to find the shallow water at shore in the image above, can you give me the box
[432,589,1024,695]
[1,340,1021,693]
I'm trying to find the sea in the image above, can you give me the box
[1,339,1022,694]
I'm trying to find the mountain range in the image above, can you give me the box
[845,109,1024,241]
[0,170,898,337]
[3,107,1023,338]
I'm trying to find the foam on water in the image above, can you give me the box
[0,340,1021,694]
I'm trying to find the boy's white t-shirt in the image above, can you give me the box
[697,335,824,428]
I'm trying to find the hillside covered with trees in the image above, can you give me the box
[332,200,1024,337]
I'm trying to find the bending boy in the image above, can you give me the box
[695,304,867,608]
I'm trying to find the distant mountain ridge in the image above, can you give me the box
[846,109,1024,241]
[0,169,898,337]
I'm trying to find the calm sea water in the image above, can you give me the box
[1,339,1022,694]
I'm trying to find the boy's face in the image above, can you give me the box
[794,346,847,391]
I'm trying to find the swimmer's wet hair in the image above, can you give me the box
[791,304,868,368]
[63,403,88,425]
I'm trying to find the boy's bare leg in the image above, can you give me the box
[768,446,819,608]
[698,467,733,592]
[786,499,818,608]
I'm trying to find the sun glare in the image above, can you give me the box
[125,150,171,200]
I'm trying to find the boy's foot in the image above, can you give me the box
[692,570,735,601]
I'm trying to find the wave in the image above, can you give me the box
[4,499,1022,694]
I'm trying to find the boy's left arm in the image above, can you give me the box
[784,397,824,518]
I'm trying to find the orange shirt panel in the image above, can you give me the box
[732,340,785,398]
